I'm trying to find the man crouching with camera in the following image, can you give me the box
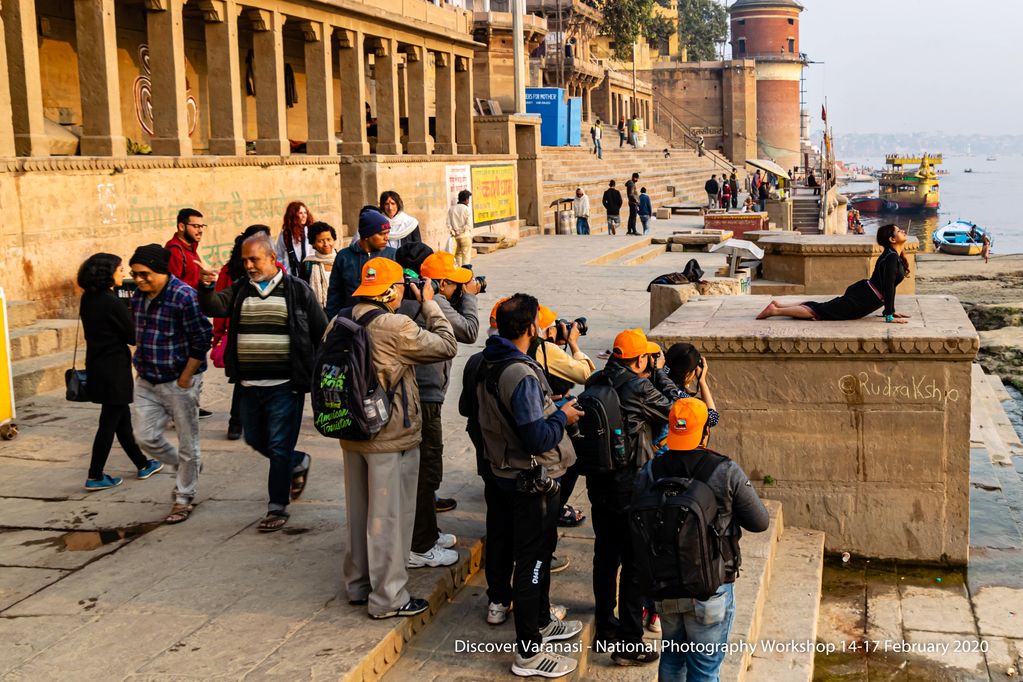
[467,293,585,678]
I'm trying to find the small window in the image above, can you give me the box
[788,18,794,25]
[738,19,745,25]
[738,38,746,54]
[788,38,795,52]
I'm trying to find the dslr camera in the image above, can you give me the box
[554,316,589,344]
[462,265,488,294]
[403,275,438,301]
[516,462,560,496]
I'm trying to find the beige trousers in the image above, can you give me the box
[454,235,474,267]
[341,447,420,616]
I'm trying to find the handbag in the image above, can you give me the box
[65,318,89,402]
[210,335,227,369]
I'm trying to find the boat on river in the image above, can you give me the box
[932,220,992,256]
[849,196,898,213]
[878,154,941,212]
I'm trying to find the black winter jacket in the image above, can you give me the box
[198,273,329,392]
[602,188,623,216]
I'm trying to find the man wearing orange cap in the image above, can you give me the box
[396,250,482,569]
[583,327,682,666]
[338,257,458,619]
[637,398,768,681]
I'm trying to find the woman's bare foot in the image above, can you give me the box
[756,302,777,320]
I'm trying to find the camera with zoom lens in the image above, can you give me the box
[554,316,589,344]
[474,275,488,294]
[516,463,560,496]
[403,276,438,301]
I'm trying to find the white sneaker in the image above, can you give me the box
[511,651,577,678]
[539,617,583,642]
[407,545,458,568]
[550,603,568,621]
[436,532,457,549]
[487,601,511,625]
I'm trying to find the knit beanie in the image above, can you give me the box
[358,207,391,239]
[395,242,434,275]
[129,244,171,274]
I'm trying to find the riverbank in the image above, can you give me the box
[916,252,1023,390]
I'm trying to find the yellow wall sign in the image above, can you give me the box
[470,165,517,226]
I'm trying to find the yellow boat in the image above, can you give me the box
[878,154,941,212]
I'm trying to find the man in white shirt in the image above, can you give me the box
[446,190,474,267]
[573,188,590,235]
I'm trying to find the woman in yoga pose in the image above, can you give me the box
[757,223,910,324]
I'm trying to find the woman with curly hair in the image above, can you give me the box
[77,253,163,490]
[276,201,314,276]
[380,190,422,249]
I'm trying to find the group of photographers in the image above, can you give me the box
[459,293,769,680]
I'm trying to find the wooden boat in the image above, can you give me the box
[932,220,992,256]
[849,196,898,213]
[879,154,941,212]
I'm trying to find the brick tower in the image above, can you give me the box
[728,0,804,170]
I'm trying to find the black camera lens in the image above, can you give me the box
[475,275,487,294]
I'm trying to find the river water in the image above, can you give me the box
[841,154,1023,254]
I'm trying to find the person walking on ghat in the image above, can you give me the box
[447,190,474,268]
[625,173,641,235]
[592,118,603,160]
[602,180,623,236]
[728,170,739,209]
[574,187,591,235]
[617,116,627,148]
[704,175,719,209]
[78,253,164,491]
[166,208,207,290]
[757,224,910,323]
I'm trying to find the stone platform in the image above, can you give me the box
[650,294,979,563]
[753,233,919,296]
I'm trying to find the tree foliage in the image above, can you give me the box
[598,0,657,61]
[677,0,727,62]
[643,14,677,53]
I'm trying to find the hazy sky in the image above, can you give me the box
[759,0,1023,135]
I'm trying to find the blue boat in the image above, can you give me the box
[932,220,992,256]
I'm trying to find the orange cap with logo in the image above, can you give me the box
[420,251,473,284]
[666,398,709,451]
[612,328,661,359]
[353,257,404,297]
[537,305,558,330]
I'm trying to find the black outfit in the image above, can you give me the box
[584,359,680,643]
[602,188,623,217]
[729,175,739,208]
[803,247,906,321]
[704,178,720,196]
[79,290,149,479]
[625,180,639,235]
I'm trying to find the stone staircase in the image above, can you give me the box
[379,499,825,682]
[792,196,821,234]
[5,299,80,403]
[538,129,739,237]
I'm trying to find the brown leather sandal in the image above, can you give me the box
[165,504,194,524]
[258,511,290,532]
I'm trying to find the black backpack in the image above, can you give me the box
[629,451,727,601]
[571,371,630,475]
[311,307,390,440]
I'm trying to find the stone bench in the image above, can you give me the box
[703,211,769,239]
[649,294,978,563]
[667,229,733,252]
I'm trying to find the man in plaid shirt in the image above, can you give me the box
[129,244,212,524]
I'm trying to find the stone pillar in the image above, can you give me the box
[0,4,19,156]
[371,37,401,155]
[404,45,430,155]
[433,50,455,155]
[337,29,368,155]
[248,8,287,156]
[200,0,244,156]
[146,0,190,156]
[302,21,335,155]
[3,0,48,156]
[74,0,125,156]
[455,54,474,154]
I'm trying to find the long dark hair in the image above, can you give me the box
[282,201,313,245]
[665,343,702,389]
[228,224,271,281]
[77,253,122,293]
[876,223,910,273]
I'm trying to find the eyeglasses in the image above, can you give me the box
[187,223,207,229]
[129,270,154,280]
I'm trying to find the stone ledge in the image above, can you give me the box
[3,155,343,172]
[759,233,921,256]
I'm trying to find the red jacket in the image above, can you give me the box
[165,236,202,289]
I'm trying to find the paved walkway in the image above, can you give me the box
[0,217,718,680]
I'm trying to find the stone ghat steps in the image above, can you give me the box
[971,364,1023,467]
[5,300,82,402]
[12,350,74,402]
[9,319,80,362]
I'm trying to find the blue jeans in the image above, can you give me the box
[238,382,307,511]
[595,138,603,159]
[641,216,650,234]
[657,583,735,681]
[576,217,590,235]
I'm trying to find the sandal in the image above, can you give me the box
[558,505,587,527]
[258,510,290,532]
[165,504,194,524]
[290,456,311,500]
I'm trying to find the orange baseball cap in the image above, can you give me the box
[489,297,511,329]
[612,328,661,359]
[666,398,709,451]
[538,305,558,330]
[420,251,473,284]
[353,257,404,297]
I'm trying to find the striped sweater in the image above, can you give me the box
[235,278,291,382]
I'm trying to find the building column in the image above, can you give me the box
[370,37,401,155]
[337,29,367,155]
[404,45,430,155]
[433,50,455,154]
[3,0,48,155]
[302,21,335,155]
[455,54,474,154]
[74,0,125,156]
[200,0,244,155]
[0,4,18,156]
[145,0,190,156]
[248,8,287,156]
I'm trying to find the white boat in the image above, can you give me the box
[932,220,992,256]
